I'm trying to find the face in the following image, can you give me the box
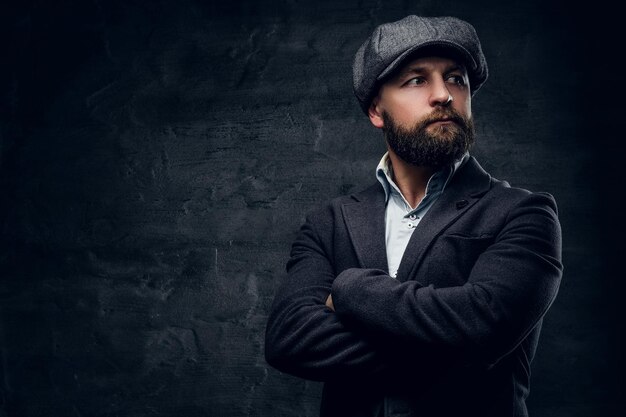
[368,55,475,169]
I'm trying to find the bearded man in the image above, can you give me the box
[265,15,563,417]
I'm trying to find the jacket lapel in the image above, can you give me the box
[395,157,492,283]
[341,183,389,272]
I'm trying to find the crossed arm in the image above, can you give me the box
[264,192,562,381]
[264,219,389,381]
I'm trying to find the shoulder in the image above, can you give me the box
[304,182,384,220]
[487,176,559,217]
[452,155,556,213]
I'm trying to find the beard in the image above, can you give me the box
[382,107,475,170]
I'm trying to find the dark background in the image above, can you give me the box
[1,0,624,416]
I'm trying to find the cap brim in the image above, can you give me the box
[377,40,478,82]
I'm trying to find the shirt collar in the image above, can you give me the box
[376,152,469,205]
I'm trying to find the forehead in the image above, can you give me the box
[393,55,467,79]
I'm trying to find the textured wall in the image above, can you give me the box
[0,0,623,416]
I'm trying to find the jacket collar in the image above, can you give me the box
[341,156,492,279]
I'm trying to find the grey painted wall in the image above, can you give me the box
[1,0,623,416]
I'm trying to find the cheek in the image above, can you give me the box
[388,95,430,124]
[453,96,471,119]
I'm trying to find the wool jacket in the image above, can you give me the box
[265,156,563,417]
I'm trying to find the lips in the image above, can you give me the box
[428,118,456,125]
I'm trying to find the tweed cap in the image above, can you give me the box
[353,15,488,114]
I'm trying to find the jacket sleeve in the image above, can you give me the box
[264,211,388,382]
[331,192,563,367]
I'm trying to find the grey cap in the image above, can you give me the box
[353,15,488,114]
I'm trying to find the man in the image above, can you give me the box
[265,15,562,417]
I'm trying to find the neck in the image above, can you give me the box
[387,150,435,209]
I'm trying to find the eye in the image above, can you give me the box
[446,74,466,86]
[405,77,426,86]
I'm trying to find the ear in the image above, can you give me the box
[367,96,385,129]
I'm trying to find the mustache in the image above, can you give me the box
[421,108,467,126]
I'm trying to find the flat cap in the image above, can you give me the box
[353,15,488,114]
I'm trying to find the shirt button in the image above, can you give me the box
[409,214,417,220]
[407,223,413,228]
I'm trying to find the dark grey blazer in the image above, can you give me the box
[265,156,563,417]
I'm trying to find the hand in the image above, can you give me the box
[325,294,335,311]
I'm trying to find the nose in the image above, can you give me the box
[429,77,452,107]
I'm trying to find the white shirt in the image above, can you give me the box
[375,152,469,278]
